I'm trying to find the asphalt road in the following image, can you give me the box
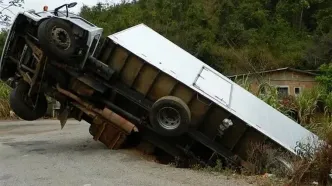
[0,120,253,186]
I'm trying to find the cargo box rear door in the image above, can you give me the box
[194,67,232,106]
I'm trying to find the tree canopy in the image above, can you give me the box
[80,0,332,75]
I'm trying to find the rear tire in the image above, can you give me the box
[9,81,47,121]
[149,96,191,136]
[38,18,76,62]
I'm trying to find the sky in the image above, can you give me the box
[6,0,122,17]
[0,0,122,28]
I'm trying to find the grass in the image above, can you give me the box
[231,81,332,185]
[168,81,332,185]
[187,157,288,186]
[0,82,11,119]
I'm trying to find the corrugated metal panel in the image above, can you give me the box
[108,23,320,155]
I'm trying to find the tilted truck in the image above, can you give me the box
[0,2,320,171]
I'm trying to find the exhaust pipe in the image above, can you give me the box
[56,84,138,134]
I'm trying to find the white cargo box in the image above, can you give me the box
[108,24,320,155]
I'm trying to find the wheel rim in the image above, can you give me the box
[51,26,71,50]
[157,107,181,130]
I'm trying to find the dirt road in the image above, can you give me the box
[0,120,253,186]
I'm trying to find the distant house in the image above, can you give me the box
[228,67,319,98]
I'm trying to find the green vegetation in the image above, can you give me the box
[0,81,11,118]
[242,83,332,185]
[234,75,332,185]
[0,31,10,118]
[0,31,7,54]
[80,0,332,75]
[316,64,332,92]
[0,0,331,183]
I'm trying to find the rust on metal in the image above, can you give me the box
[98,123,127,149]
[72,102,128,149]
[18,68,32,84]
[56,84,137,134]
[72,102,96,118]
[57,85,138,150]
[28,56,47,96]
[92,117,106,141]
[101,108,136,134]
[22,37,47,96]
[25,37,43,62]
[69,79,95,96]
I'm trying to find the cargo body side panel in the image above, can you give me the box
[100,44,215,128]
[106,24,319,155]
[98,43,276,161]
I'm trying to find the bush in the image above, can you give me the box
[294,86,325,125]
[234,80,332,185]
[0,82,11,119]
[244,141,295,178]
[289,128,332,186]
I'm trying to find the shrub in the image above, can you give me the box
[294,86,324,125]
[244,141,295,178]
[289,129,332,185]
[234,81,332,185]
[0,82,11,119]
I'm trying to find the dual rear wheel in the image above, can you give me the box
[149,96,191,137]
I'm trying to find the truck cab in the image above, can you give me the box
[0,2,103,82]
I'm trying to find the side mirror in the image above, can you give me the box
[67,2,77,8]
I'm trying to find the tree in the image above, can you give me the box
[79,0,332,74]
[316,64,332,92]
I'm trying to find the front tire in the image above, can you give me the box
[9,81,47,121]
[38,18,76,62]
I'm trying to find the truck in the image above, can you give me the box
[0,2,320,171]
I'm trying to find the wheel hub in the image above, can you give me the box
[157,107,181,130]
[51,27,71,50]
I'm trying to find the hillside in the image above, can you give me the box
[79,0,332,75]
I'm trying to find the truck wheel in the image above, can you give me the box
[89,125,96,136]
[38,18,76,62]
[149,96,191,136]
[9,81,47,121]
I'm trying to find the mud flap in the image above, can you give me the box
[57,106,69,129]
